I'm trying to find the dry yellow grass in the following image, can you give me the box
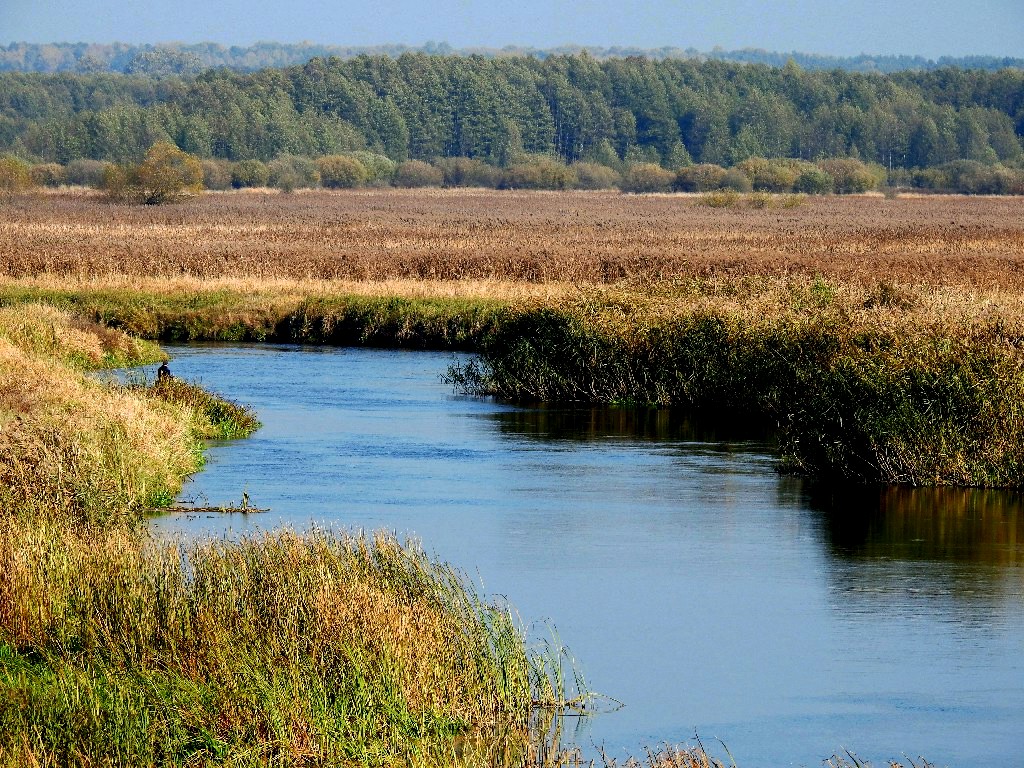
[2,188,1023,288]
[0,305,196,521]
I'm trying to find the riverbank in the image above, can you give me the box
[6,276,1024,486]
[0,305,574,766]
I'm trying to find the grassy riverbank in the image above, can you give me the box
[0,304,576,766]
[6,276,1024,486]
[0,524,561,767]
[452,279,1024,486]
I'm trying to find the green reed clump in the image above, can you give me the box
[0,286,510,349]
[281,295,508,349]
[147,377,261,440]
[0,524,571,768]
[451,296,1024,486]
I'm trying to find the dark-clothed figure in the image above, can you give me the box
[157,361,171,380]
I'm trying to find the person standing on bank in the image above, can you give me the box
[157,361,171,380]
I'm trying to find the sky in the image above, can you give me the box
[3,0,1022,59]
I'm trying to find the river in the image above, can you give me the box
[149,344,1024,767]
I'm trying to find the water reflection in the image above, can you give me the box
[807,483,1024,567]
[487,404,772,446]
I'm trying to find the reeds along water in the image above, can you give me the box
[0,304,261,523]
[453,297,1024,487]
[0,304,578,766]
[0,525,575,767]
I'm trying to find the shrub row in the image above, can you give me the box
[6,150,1024,197]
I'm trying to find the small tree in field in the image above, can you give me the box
[0,156,33,197]
[317,155,369,189]
[135,142,203,203]
[104,142,203,204]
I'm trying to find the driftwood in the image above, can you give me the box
[151,504,270,515]
[148,493,268,515]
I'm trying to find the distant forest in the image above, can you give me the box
[3,41,1023,75]
[1,52,1023,194]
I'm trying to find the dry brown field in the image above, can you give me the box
[2,188,1024,291]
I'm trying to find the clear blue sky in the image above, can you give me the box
[3,0,1022,59]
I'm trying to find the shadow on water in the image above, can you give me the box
[485,404,775,447]
[805,482,1024,568]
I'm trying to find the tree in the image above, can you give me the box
[103,142,203,204]
[317,155,368,188]
[133,142,203,203]
[0,156,33,196]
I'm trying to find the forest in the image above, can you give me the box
[3,40,1023,75]
[1,52,1022,193]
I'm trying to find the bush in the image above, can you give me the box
[29,163,65,188]
[64,159,108,188]
[0,156,33,195]
[620,163,675,193]
[102,142,203,205]
[695,189,740,208]
[201,159,233,191]
[501,156,577,190]
[267,155,320,191]
[817,158,879,194]
[939,160,1024,195]
[434,157,501,188]
[736,158,798,192]
[572,162,621,190]
[675,163,727,192]
[719,168,753,192]
[393,159,443,188]
[317,155,369,189]
[794,167,834,194]
[231,159,270,189]
[348,151,396,185]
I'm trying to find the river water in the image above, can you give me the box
[150,344,1024,767]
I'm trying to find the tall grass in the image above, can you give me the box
[449,283,1024,486]
[0,304,259,522]
[0,524,574,767]
[3,190,1023,288]
[146,377,262,440]
[0,303,579,765]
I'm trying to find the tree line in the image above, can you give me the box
[3,41,1023,75]
[1,53,1022,195]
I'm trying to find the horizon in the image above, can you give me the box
[4,39,1023,63]
[4,1,1022,60]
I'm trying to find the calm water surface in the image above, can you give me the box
[150,345,1024,767]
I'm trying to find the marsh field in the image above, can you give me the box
[3,188,1024,285]
[2,187,1024,766]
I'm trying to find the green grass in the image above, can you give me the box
[0,525,576,767]
[146,377,261,440]
[449,292,1024,486]
[0,286,510,349]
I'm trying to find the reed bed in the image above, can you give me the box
[2,189,1024,288]
[450,281,1024,486]
[0,523,569,767]
[0,304,258,523]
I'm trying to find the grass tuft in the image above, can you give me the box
[0,524,578,767]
